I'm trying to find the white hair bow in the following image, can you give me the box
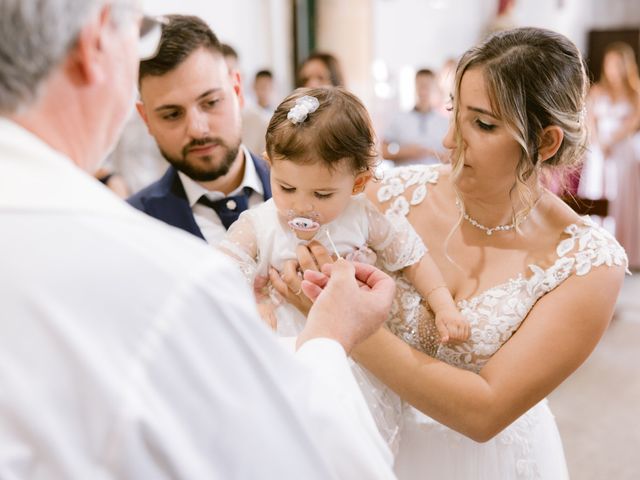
[287,95,320,124]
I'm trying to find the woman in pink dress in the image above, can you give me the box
[580,42,640,269]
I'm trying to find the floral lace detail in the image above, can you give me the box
[377,165,439,215]
[404,400,547,479]
[497,402,543,479]
[373,212,427,271]
[391,217,628,373]
[217,213,259,286]
[555,221,630,276]
[376,166,629,372]
[351,362,403,455]
[386,277,441,357]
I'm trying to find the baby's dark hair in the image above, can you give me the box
[265,87,377,174]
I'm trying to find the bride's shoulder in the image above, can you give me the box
[366,164,450,214]
[543,196,629,275]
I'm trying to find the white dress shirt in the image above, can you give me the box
[383,108,449,165]
[179,145,265,245]
[0,118,394,479]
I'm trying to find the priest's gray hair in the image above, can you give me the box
[0,0,130,114]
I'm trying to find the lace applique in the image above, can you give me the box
[351,362,403,455]
[377,165,440,216]
[404,400,547,479]
[387,216,629,372]
[365,197,427,271]
[556,218,630,276]
[497,403,544,479]
[386,277,441,357]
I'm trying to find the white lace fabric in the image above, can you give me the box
[377,165,630,372]
[218,195,427,288]
[217,195,428,451]
[365,199,427,271]
[217,213,260,285]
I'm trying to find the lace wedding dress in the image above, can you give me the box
[376,165,629,480]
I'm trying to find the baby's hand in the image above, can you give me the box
[434,308,470,345]
[253,275,271,303]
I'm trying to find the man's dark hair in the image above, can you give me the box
[139,15,222,85]
[220,43,238,61]
[255,69,273,81]
[415,68,435,79]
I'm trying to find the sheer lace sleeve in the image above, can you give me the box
[437,217,629,373]
[526,217,630,296]
[217,213,259,286]
[364,198,427,272]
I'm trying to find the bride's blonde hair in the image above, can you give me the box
[449,27,589,228]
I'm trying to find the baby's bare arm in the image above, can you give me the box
[404,253,469,343]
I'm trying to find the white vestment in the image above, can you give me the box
[0,118,394,480]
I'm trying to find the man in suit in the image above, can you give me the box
[129,15,271,244]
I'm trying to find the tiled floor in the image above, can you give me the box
[548,274,640,479]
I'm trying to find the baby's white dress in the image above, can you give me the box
[219,193,427,450]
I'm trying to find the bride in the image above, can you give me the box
[277,27,628,479]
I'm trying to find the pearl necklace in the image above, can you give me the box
[455,199,523,236]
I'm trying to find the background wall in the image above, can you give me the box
[145,0,294,105]
[372,0,640,71]
[142,0,640,111]
[369,0,640,130]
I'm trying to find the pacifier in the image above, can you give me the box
[286,210,321,232]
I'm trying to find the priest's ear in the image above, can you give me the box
[352,170,373,195]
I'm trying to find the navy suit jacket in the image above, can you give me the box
[127,151,272,240]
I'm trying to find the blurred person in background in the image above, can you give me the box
[242,69,276,155]
[436,57,458,114]
[220,42,239,72]
[95,164,130,198]
[253,69,276,113]
[483,0,517,39]
[106,110,168,194]
[382,69,449,165]
[579,41,640,269]
[297,52,345,88]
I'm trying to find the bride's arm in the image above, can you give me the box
[352,264,624,442]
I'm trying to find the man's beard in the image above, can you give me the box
[160,136,241,182]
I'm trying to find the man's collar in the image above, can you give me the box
[179,145,264,206]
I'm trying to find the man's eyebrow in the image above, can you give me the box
[154,89,221,112]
